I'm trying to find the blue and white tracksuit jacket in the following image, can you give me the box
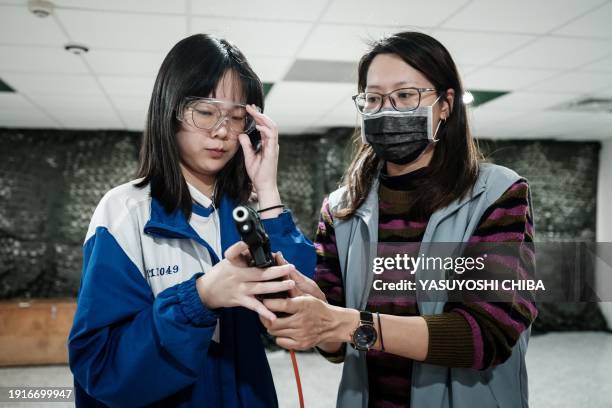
[67,180,316,407]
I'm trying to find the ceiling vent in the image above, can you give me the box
[552,98,612,113]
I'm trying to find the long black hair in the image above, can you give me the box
[336,31,482,220]
[136,34,264,218]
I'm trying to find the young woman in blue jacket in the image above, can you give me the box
[68,34,316,407]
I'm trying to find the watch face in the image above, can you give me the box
[354,324,377,349]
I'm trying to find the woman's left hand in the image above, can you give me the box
[274,252,327,301]
[260,296,345,351]
[238,105,279,194]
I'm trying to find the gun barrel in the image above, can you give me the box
[232,205,275,268]
[232,206,249,223]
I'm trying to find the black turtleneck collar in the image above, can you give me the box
[379,165,429,191]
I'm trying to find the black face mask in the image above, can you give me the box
[361,104,441,165]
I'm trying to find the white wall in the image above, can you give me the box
[597,139,612,329]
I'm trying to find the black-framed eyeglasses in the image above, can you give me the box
[177,97,260,134]
[352,87,438,115]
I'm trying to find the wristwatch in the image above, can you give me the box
[350,311,378,351]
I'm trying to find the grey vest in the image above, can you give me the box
[327,162,533,408]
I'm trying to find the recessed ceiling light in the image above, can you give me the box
[64,43,89,55]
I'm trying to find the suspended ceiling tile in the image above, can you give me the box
[264,112,315,131]
[110,95,147,131]
[56,115,124,129]
[108,95,149,113]
[469,105,525,127]
[316,96,361,128]
[0,108,58,128]
[493,36,612,69]
[0,5,68,46]
[535,111,612,140]
[32,94,123,128]
[470,109,525,139]
[474,91,578,112]
[56,8,186,51]
[0,45,89,74]
[123,113,147,131]
[265,81,354,131]
[477,116,557,139]
[491,110,588,139]
[264,81,354,117]
[246,56,294,83]
[473,125,526,140]
[321,0,471,27]
[284,59,358,83]
[442,0,606,34]
[33,94,116,114]
[548,111,612,139]
[0,72,103,96]
[590,86,612,98]
[84,49,165,76]
[529,71,612,94]
[581,55,612,72]
[298,24,411,61]
[464,67,561,91]
[54,0,187,14]
[114,101,147,128]
[456,64,479,78]
[190,17,311,57]
[97,75,155,97]
[190,0,328,21]
[0,93,38,110]
[553,1,612,39]
[430,29,536,66]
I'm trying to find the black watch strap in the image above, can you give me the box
[351,310,378,351]
[360,311,374,325]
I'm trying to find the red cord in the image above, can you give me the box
[289,350,305,408]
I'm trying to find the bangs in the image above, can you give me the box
[209,69,246,104]
[187,52,263,110]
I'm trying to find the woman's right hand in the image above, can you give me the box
[196,241,296,321]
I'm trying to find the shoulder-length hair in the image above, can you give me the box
[136,34,264,218]
[335,31,482,220]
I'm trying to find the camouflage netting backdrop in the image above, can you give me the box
[0,128,607,332]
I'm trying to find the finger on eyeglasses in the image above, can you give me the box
[245,103,262,113]
[255,124,277,144]
[246,105,276,130]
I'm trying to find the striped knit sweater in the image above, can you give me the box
[314,167,538,408]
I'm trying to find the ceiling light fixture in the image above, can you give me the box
[463,91,474,105]
[64,43,89,55]
[27,0,54,18]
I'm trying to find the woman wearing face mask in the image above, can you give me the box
[262,32,537,408]
[68,34,316,407]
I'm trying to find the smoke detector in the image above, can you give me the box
[64,43,89,55]
[28,0,54,18]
